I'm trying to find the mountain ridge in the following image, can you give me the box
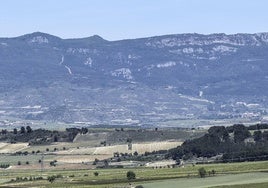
[3,31,268,41]
[0,32,267,127]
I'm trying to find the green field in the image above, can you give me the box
[0,161,267,187]
[142,173,268,188]
[211,182,268,188]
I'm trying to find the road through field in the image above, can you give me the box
[142,172,268,188]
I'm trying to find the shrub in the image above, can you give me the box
[211,169,216,176]
[50,160,57,167]
[127,171,136,180]
[47,175,56,183]
[198,167,207,178]
[0,164,10,169]
[94,172,99,176]
[35,176,44,180]
[56,174,63,178]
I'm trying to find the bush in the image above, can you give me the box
[35,176,44,180]
[50,160,57,167]
[198,167,207,178]
[0,164,10,169]
[47,175,56,183]
[211,169,216,175]
[56,174,63,178]
[94,172,99,176]
[127,171,136,180]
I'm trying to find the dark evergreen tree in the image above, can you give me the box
[26,126,33,133]
[20,126,26,134]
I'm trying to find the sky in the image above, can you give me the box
[1,0,268,40]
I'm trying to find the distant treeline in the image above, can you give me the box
[167,123,268,163]
[247,123,268,130]
[0,126,89,145]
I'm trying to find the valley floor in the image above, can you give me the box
[0,161,267,188]
[142,172,268,188]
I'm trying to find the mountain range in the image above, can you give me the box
[0,32,268,127]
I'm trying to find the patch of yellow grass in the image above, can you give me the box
[0,142,29,153]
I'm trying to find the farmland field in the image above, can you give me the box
[142,172,268,188]
[55,141,182,155]
[210,182,268,188]
[0,142,28,153]
[0,160,267,187]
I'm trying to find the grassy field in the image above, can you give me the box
[0,143,28,153]
[0,160,267,187]
[55,141,182,155]
[211,182,268,188]
[142,173,268,188]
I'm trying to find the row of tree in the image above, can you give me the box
[167,124,268,162]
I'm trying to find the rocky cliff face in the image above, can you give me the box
[0,32,267,126]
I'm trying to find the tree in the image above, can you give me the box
[198,167,207,178]
[20,127,26,134]
[208,126,229,142]
[104,160,109,167]
[50,160,57,167]
[54,135,58,142]
[1,129,7,135]
[175,158,181,165]
[211,169,216,176]
[26,126,33,133]
[13,128,18,134]
[47,175,56,183]
[253,130,262,142]
[81,127,88,134]
[233,124,250,143]
[263,131,268,141]
[126,171,136,180]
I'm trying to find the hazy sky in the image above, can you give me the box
[1,0,268,40]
